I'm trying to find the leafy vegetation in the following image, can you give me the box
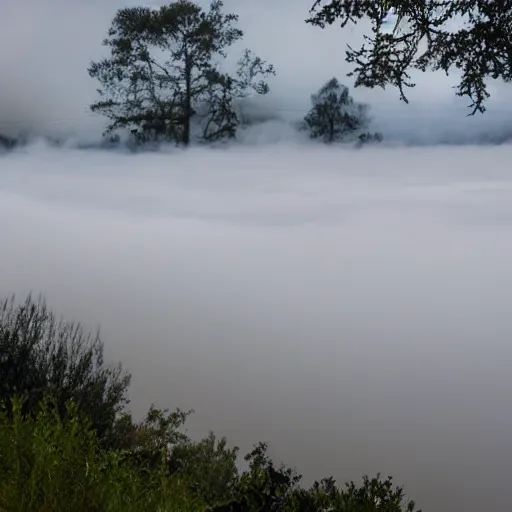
[2,0,510,150]
[307,0,512,114]
[89,0,274,147]
[0,294,130,446]
[0,293,421,511]
[303,77,382,144]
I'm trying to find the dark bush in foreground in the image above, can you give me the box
[0,398,202,512]
[0,294,420,511]
[0,397,421,511]
[0,294,130,444]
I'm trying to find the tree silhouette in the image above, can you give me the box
[89,1,274,146]
[0,295,130,445]
[304,77,379,143]
[307,0,512,114]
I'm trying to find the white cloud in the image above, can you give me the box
[1,142,512,511]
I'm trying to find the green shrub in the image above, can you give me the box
[0,294,420,512]
[0,294,130,444]
[0,397,205,512]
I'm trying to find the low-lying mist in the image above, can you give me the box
[1,142,512,511]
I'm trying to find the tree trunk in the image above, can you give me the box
[183,51,192,146]
[329,117,334,143]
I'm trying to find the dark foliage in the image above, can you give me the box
[211,442,302,512]
[307,0,512,114]
[0,133,18,151]
[88,0,274,146]
[0,296,421,511]
[304,77,381,143]
[0,294,130,444]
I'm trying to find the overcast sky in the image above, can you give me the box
[2,0,512,143]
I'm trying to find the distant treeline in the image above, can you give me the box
[1,1,382,152]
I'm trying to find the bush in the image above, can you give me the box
[0,294,420,511]
[0,397,204,512]
[0,294,130,444]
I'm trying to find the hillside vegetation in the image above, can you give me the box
[0,294,420,511]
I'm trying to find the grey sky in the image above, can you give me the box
[2,0,512,143]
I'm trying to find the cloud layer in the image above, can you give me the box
[2,142,512,511]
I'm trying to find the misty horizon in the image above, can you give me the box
[3,0,512,146]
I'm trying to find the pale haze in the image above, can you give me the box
[2,142,512,512]
[2,2,512,512]
[2,0,512,143]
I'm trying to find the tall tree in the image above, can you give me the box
[199,49,275,142]
[88,0,274,146]
[303,77,377,143]
[307,1,512,114]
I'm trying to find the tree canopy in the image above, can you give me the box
[303,77,381,143]
[307,0,512,114]
[89,0,274,146]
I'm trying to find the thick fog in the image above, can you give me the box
[3,0,512,144]
[3,1,512,512]
[2,142,512,512]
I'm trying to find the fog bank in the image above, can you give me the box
[1,143,512,511]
